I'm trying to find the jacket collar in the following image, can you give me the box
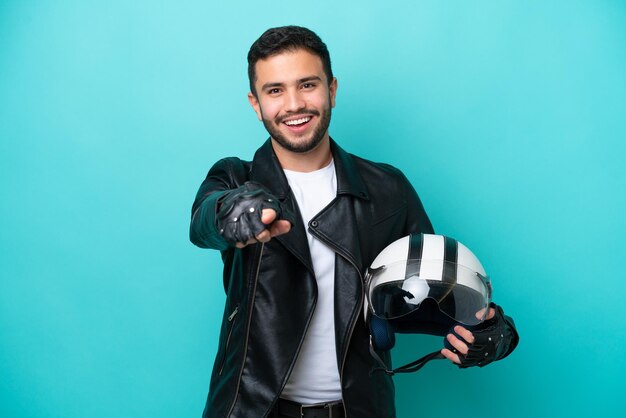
[250,137,370,201]
[249,137,368,274]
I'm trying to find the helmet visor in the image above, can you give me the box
[366,259,491,326]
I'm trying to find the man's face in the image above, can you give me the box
[248,49,337,154]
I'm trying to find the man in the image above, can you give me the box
[190,26,517,418]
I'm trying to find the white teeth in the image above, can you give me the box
[284,117,311,126]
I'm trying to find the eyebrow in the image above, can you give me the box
[261,76,323,91]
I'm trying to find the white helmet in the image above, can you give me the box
[364,234,492,353]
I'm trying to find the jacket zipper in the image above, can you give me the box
[226,242,264,417]
[218,304,240,376]
[271,287,318,411]
[310,231,364,418]
[337,254,363,418]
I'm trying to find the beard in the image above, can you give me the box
[261,104,332,153]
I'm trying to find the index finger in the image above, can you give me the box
[269,219,291,238]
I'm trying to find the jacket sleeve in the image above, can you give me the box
[496,305,520,361]
[401,172,435,235]
[189,157,247,250]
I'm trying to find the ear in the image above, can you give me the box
[329,77,338,108]
[247,92,263,121]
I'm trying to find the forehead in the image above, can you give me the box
[254,49,327,86]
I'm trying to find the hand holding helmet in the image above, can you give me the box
[442,303,517,368]
[364,234,519,375]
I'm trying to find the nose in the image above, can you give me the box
[284,88,306,113]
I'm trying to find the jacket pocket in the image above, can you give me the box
[218,303,240,376]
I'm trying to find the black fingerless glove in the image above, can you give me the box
[444,303,519,368]
[216,182,290,246]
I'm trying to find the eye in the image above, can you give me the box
[268,88,281,94]
[302,82,316,89]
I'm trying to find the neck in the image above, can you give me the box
[272,136,333,172]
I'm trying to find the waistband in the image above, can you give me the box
[273,397,344,418]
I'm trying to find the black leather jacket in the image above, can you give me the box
[190,139,434,418]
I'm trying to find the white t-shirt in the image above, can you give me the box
[281,159,342,403]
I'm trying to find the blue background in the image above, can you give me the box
[1,1,625,417]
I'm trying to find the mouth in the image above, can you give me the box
[281,115,314,132]
[284,116,311,126]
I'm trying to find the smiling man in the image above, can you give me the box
[248,42,337,172]
[249,48,335,153]
[190,26,516,418]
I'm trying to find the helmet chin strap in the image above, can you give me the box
[368,337,445,376]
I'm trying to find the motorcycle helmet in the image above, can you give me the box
[364,233,492,374]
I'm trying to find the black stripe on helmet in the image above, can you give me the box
[442,236,458,284]
[405,234,424,279]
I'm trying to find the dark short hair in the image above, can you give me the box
[247,26,333,96]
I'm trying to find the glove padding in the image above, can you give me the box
[444,304,515,368]
[216,182,288,246]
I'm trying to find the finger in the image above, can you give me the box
[235,237,257,249]
[440,348,461,364]
[269,220,291,237]
[261,208,277,225]
[475,306,496,321]
[454,325,475,345]
[446,333,469,355]
[475,307,487,320]
[255,229,271,243]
